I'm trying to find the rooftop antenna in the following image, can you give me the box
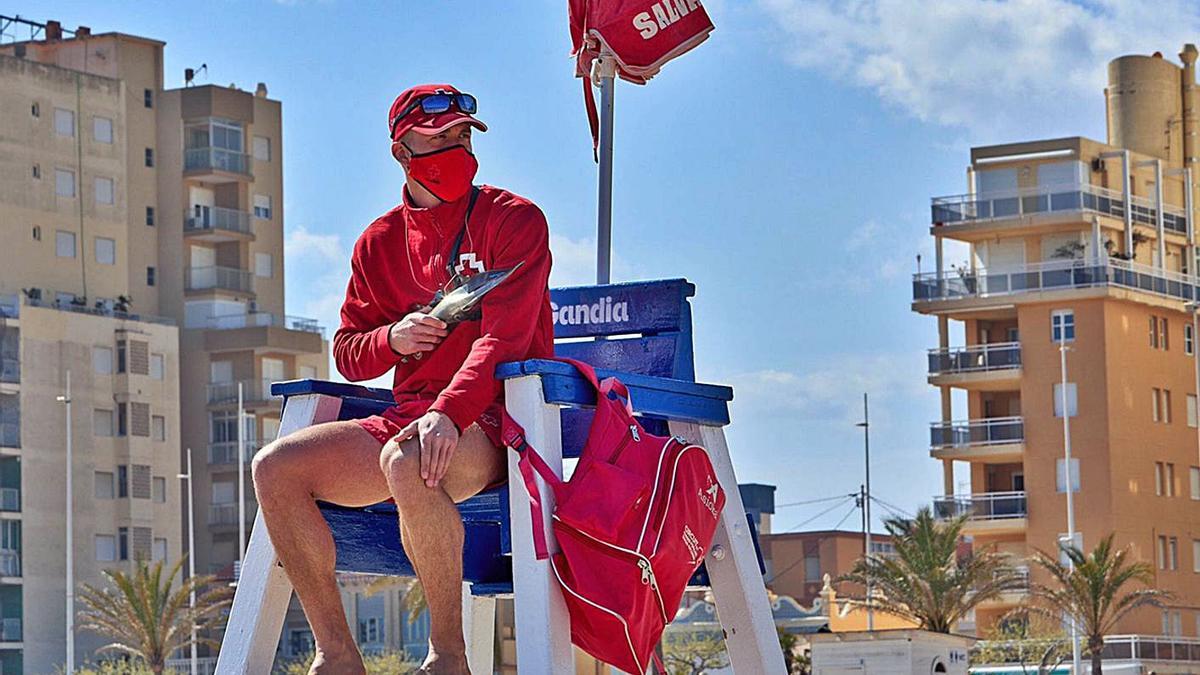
[184,63,207,87]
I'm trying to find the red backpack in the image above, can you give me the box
[503,358,726,673]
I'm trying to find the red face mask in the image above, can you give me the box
[403,143,478,203]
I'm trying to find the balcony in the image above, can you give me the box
[202,312,326,354]
[0,618,19,642]
[185,266,255,295]
[0,296,15,320]
[927,342,1020,390]
[913,258,1200,309]
[975,635,1200,667]
[209,503,255,527]
[930,417,1024,462]
[184,207,254,242]
[0,424,15,450]
[0,359,15,385]
[931,183,1188,239]
[977,565,1030,608]
[184,147,252,180]
[21,292,174,326]
[206,379,280,408]
[0,489,18,513]
[933,491,1027,535]
[206,312,323,335]
[0,551,19,577]
[208,441,263,467]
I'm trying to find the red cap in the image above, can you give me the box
[389,84,488,141]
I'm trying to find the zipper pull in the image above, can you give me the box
[630,425,641,442]
[638,559,650,585]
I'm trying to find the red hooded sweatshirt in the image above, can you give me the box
[333,185,554,431]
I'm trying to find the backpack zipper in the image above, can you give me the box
[555,515,671,624]
[607,424,641,463]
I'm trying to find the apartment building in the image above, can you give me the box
[760,530,893,607]
[915,46,1200,649]
[0,17,327,672]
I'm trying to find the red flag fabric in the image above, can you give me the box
[570,0,714,84]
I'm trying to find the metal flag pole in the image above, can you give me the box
[57,371,74,674]
[595,51,617,285]
[855,393,873,630]
[178,448,198,675]
[237,382,246,583]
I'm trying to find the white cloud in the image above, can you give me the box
[549,232,633,287]
[758,0,1200,137]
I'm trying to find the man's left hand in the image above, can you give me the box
[395,411,460,488]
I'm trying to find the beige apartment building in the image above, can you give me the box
[916,46,1200,650]
[0,17,327,673]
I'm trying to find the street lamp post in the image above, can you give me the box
[1058,336,1082,673]
[855,393,873,631]
[237,382,246,582]
[178,448,197,675]
[56,370,74,675]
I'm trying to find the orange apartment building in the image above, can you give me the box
[760,530,892,607]
[915,47,1200,641]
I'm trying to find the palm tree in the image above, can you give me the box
[76,556,232,674]
[838,507,1025,633]
[1027,534,1173,675]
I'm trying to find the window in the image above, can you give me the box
[117,403,128,437]
[56,230,76,258]
[1164,389,1173,424]
[117,340,127,373]
[1169,537,1179,570]
[32,164,40,179]
[94,472,114,499]
[1158,535,1168,568]
[147,266,156,287]
[93,116,113,144]
[144,147,154,167]
[253,135,271,161]
[1053,382,1078,417]
[153,538,167,563]
[1156,462,1166,496]
[255,252,273,278]
[152,415,165,442]
[118,527,129,561]
[1189,395,1198,428]
[1167,463,1177,496]
[299,365,317,380]
[1187,323,1195,355]
[144,88,153,108]
[95,176,114,205]
[32,225,40,241]
[150,354,164,380]
[95,237,115,265]
[1194,540,1200,573]
[1153,388,1162,422]
[1051,310,1075,342]
[54,107,75,136]
[55,169,75,197]
[1191,467,1200,500]
[1163,610,1183,635]
[804,555,821,583]
[93,346,113,374]
[31,102,39,117]
[93,409,113,437]
[95,535,116,562]
[253,194,272,219]
[153,477,166,503]
[1056,458,1080,493]
[117,465,128,498]
[145,206,155,226]
[1151,316,1159,348]
[1162,317,1169,350]
[212,481,235,504]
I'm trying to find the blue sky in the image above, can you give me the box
[22,0,1200,532]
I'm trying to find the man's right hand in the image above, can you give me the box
[389,310,449,356]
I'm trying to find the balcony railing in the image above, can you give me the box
[185,266,255,294]
[928,342,1021,376]
[185,147,251,176]
[208,441,263,466]
[0,423,16,448]
[931,183,1189,235]
[206,379,279,405]
[0,488,18,512]
[0,295,16,319]
[209,503,255,526]
[166,656,218,675]
[184,206,252,235]
[933,491,1027,521]
[914,258,1200,305]
[931,417,1024,449]
[22,293,174,326]
[0,551,20,577]
[206,312,325,336]
[975,635,1200,664]
[0,358,16,384]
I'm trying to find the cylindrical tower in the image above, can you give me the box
[1107,53,1183,163]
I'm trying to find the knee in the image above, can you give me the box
[252,438,302,500]
[379,438,423,501]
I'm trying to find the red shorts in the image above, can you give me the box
[354,397,506,450]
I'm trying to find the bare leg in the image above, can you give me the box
[380,425,506,675]
[252,421,391,675]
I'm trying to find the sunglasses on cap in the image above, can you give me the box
[390,92,479,138]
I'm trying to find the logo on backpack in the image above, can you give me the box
[682,525,703,566]
[698,477,719,519]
